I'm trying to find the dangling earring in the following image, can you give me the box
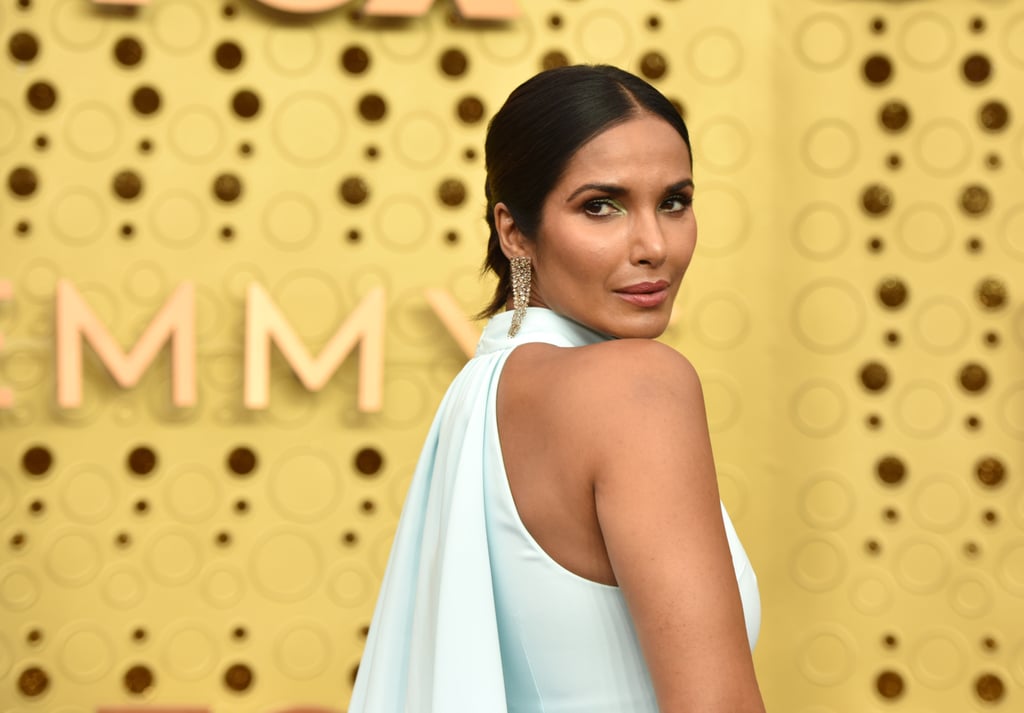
[508,256,531,338]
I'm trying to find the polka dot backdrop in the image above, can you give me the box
[0,1,1022,711]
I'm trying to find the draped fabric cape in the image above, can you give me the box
[348,308,607,713]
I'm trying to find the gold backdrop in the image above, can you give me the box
[1,0,1023,711]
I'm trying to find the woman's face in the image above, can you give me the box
[520,113,696,339]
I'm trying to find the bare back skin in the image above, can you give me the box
[497,337,766,713]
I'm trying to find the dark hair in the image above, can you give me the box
[479,64,692,318]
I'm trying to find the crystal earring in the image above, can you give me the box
[508,256,531,338]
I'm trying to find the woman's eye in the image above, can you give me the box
[583,199,621,217]
[660,194,693,212]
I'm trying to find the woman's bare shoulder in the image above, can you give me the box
[505,339,707,460]
[513,338,702,408]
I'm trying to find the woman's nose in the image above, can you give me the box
[629,214,668,267]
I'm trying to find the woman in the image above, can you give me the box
[350,65,764,713]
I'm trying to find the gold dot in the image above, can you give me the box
[224,663,254,692]
[877,278,908,308]
[964,541,980,557]
[227,446,257,476]
[982,636,998,651]
[884,330,900,345]
[970,16,986,33]
[10,532,26,548]
[456,95,485,124]
[439,48,468,76]
[983,509,998,524]
[541,50,570,70]
[975,457,1005,487]
[879,101,910,131]
[861,184,893,215]
[984,331,999,346]
[342,531,359,546]
[967,236,983,253]
[18,667,49,697]
[214,40,243,70]
[639,51,668,79]
[358,93,387,122]
[131,86,161,115]
[882,633,898,648]
[26,80,57,111]
[959,363,988,393]
[339,176,369,205]
[860,361,889,392]
[127,445,157,476]
[213,173,243,202]
[124,664,155,695]
[233,626,247,640]
[354,447,383,476]
[132,628,147,642]
[26,629,42,644]
[883,507,899,522]
[113,170,143,200]
[361,499,376,514]
[870,17,886,34]
[966,414,982,430]
[975,673,1004,702]
[962,53,992,84]
[231,89,260,119]
[438,178,466,207]
[28,499,45,515]
[876,456,906,485]
[548,13,562,28]
[876,670,904,699]
[868,236,884,252]
[341,45,370,74]
[960,184,990,215]
[9,31,40,62]
[863,54,893,84]
[114,36,144,66]
[22,445,52,476]
[976,278,1006,309]
[8,166,38,197]
[978,101,1009,132]
[865,539,882,555]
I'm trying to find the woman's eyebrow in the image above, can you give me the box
[565,182,626,202]
[566,177,695,203]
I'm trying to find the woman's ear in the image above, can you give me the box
[494,202,533,260]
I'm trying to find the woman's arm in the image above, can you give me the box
[579,339,766,713]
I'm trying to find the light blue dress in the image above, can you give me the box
[349,307,760,713]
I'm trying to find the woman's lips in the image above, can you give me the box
[614,281,670,307]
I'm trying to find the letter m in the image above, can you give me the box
[56,280,196,407]
[244,284,385,412]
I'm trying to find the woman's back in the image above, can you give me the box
[492,309,761,711]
